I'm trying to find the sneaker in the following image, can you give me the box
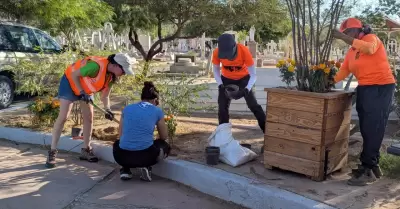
[351,164,383,178]
[79,147,99,162]
[347,168,377,186]
[120,168,133,181]
[139,167,152,182]
[45,149,58,168]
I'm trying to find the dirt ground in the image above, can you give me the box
[1,107,400,209]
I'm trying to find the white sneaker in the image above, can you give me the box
[120,168,132,180]
[139,167,152,182]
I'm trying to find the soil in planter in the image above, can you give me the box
[92,125,119,142]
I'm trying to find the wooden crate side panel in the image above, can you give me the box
[326,95,352,114]
[264,136,321,161]
[266,122,323,145]
[264,151,321,177]
[267,107,323,129]
[323,124,350,145]
[267,92,325,113]
[327,152,348,174]
[324,109,352,129]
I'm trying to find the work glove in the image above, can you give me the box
[234,88,249,100]
[218,84,225,91]
[104,108,115,121]
[79,90,93,104]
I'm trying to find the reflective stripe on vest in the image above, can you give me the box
[65,56,109,96]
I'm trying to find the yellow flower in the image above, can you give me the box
[290,60,296,66]
[276,63,282,68]
[312,65,319,70]
[51,100,60,108]
[288,65,295,72]
[324,68,331,74]
[278,59,285,65]
[286,58,292,63]
[318,63,326,69]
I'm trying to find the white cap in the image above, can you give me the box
[114,53,136,75]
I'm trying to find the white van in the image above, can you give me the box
[0,21,63,109]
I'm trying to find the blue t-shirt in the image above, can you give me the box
[119,101,164,151]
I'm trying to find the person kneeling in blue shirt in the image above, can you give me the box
[113,81,170,181]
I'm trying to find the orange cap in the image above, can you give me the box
[339,18,363,33]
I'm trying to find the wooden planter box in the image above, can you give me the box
[263,88,353,181]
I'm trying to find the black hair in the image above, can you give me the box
[361,24,372,35]
[141,81,159,101]
[107,54,118,65]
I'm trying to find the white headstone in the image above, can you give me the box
[249,26,255,42]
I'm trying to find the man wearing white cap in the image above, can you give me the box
[46,53,136,168]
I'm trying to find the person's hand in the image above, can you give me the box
[332,29,345,39]
[79,90,93,104]
[104,108,115,121]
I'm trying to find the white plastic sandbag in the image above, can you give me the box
[207,123,257,167]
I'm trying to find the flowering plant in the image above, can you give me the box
[27,96,60,127]
[276,58,296,87]
[309,60,341,93]
[164,112,177,144]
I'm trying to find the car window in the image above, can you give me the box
[1,25,39,53]
[0,25,16,51]
[33,29,62,53]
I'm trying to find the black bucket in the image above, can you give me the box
[205,146,220,165]
[71,127,82,137]
[240,143,251,149]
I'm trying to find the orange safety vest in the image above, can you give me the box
[219,44,252,80]
[65,56,111,96]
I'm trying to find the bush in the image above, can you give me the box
[27,96,60,127]
[379,153,400,178]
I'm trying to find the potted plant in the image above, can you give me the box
[264,0,352,181]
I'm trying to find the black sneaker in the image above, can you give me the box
[120,168,132,181]
[139,167,152,182]
[348,168,377,186]
[351,164,383,178]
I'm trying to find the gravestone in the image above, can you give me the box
[169,54,203,75]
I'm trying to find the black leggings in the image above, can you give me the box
[113,139,171,168]
[356,83,395,168]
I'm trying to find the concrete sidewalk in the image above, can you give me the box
[0,139,245,209]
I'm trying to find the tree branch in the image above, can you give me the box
[128,26,147,59]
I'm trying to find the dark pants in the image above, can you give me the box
[356,83,395,168]
[218,75,266,132]
[113,139,171,169]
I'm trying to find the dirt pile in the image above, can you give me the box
[92,126,119,142]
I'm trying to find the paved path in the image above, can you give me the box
[0,139,245,209]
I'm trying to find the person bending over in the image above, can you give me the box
[212,33,266,133]
[113,81,170,181]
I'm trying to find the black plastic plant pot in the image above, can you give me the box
[240,143,252,149]
[71,127,82,137]
[205,146,220,165]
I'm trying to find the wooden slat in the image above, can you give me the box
[325,95,353,113]
[324,109,352,129]
[267,92,324,113]
[266,122,323,145]
[264,136,321,161]
[267,107,323,129]
[323,124,350,145]
[265,87,355,99]
[264,151,320,177]
[327,152,348,174]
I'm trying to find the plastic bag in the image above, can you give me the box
[207,123,258,167]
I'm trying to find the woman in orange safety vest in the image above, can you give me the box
[46,53,135,168]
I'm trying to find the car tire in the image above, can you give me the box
[0,75,14,109]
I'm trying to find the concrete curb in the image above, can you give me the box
[0,126,336,209]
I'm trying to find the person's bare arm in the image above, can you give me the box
[156,118,168,140]
[101,86,112,109]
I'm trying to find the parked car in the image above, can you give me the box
[0,21,63,109]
